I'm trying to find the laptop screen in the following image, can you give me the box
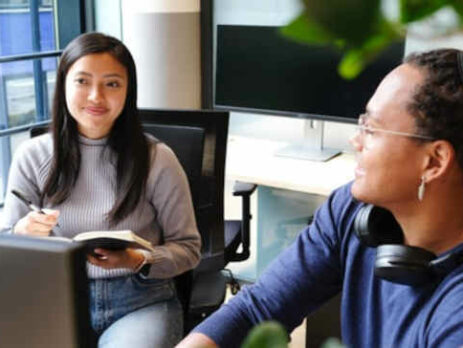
[0,235,93,347]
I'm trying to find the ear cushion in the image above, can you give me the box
[354,204,403,247]
[375,244,436,285]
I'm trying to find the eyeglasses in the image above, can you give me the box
[356,114,434,146]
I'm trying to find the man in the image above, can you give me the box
[178,49,463,347]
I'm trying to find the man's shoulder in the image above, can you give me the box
[434,263,463,306]
[421,266,463,344]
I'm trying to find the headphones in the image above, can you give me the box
[354,204,463,286]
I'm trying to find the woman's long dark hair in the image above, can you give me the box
[42,32,150,225]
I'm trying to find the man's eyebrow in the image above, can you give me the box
[363,109,382,124]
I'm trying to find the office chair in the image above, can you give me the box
[138,108,256,331]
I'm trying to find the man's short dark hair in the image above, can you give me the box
[404,48,463,169]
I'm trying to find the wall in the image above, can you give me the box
[94,0,122,39]
[95,0,201,109]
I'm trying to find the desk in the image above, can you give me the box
[225,136,356,281]
[226,136,355,195]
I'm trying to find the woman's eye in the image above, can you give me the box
[107,81,120,88]
[75,78,87,85]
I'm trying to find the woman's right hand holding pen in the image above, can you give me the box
[13,209,60,236]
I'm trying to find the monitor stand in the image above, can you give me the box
[274,120,340,162]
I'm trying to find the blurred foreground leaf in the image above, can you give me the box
[282,0,463,79]
[241,321,288,348]
[320,337,346,348]
[400,0,449,23]
[280,13,337,46]
[302,0,382,45]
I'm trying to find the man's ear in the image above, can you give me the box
[422,140,455,181]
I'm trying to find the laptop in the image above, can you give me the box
[0,234,93,347]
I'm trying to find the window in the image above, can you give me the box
[0,0,85,205]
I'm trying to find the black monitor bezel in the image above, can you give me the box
[213,24,405,125]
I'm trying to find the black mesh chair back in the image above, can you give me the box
[142,123,205,216]
[139,108,230,332]
[139,108,229,267]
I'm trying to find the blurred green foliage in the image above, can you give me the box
[282,0,463,79]
[239,321,346,348]
[241,321,288,348]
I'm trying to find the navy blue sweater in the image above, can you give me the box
[194,184,463,347]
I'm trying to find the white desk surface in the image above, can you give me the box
[225,135,356,197]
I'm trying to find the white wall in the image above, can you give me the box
[95,0,201,109]
[94,0,122,39]
[405,7,463,54]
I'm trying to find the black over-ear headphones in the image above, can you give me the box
[354,204,463,286]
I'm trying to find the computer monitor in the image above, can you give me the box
[0,235,93,348]
[214,24,404,160]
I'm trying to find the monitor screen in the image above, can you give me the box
[215,25,405,124]
[0,235,93,348]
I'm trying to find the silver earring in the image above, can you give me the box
[418,176,426,201]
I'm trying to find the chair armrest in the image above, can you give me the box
[227,181,257,262]
[232,181,257,197]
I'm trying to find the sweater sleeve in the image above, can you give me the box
[143,143,201,279]
[1,136,50,234]
[193,184,356,347]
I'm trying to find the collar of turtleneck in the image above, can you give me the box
[77,134,108,146]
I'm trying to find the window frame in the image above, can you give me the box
[0,0,90,206]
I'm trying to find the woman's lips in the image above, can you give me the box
[85,106,108,116]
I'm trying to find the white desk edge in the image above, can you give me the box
[225,135,356,197]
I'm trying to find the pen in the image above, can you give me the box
[11,189,60,228]
[11,189,43,213]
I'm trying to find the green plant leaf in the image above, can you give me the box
[338,18,401,79]
[451,2,463,23]
[339,50,367,80]
[241,321,288,348]
[320,337,346,348]
[302,0,382,45]
[280,12,337,46]
[400,0,450,23]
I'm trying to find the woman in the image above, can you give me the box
[2,32,201,347]
[178,49,463,347]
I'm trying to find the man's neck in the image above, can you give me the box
[390,185,463,255]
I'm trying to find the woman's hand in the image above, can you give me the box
[13,209,60,236]
[87,248,145,271]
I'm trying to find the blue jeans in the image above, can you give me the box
[89,275,183,347]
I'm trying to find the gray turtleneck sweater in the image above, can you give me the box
[1,133,201,279]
